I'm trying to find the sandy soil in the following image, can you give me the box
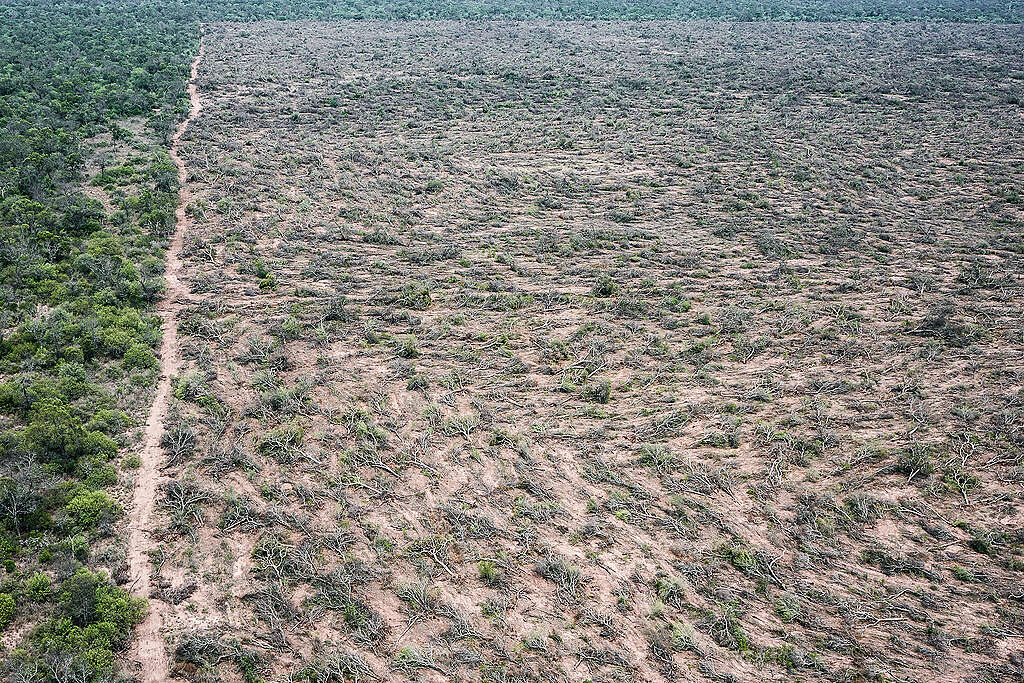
[145,21,1024,683]
[126,35,204,683]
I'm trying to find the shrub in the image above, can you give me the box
[19,400,118,471]
[30,569,147,678]
[773,592,802,623]
[84,409,132,435]
[896,445,934,480]
[27,572,52,602]
[726,545,758,572]
[0,593,14,629]
[95,580,146,632]
[584,379,611,404]
[653,575,686,608]
[952,565,979,582]
[162,415,197,465]
[123,342,158,371]
[398,282,432,310]
[592,274,618,297]
[82,461,118,489]
[64,489,120,530]
[173,371,208,401]
[478,560,501,585]
[56,361,89,399]
[396,336,420,359]
[669,621,699,653]
[407,374,429,391]
[257,424,305,462]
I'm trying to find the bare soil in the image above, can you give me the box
[127,37,205,682]
[139,21,1024,683]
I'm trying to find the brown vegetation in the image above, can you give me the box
[144,20,1023,682]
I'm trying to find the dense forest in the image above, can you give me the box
[0,0,1020,680]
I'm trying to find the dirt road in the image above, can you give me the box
[127,35,203,682]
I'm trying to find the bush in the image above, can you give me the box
[896,445,934,480]
[64,489,120,530]
[27,572,52,602]
[478,560,501,585]
[82,460,118,489]
[592,274,618,297]
[123,342,158,371]
[584,379,611,404]
[21,569,148,679]
[84,409,132,435]
[18,400,118,471]
[396,336,420,359]
[398,282,432,310]
[257,424,305,462]
[58,568,143,634]
[95,580,146,632]
[0,593,14,629]
[56,361,89,399]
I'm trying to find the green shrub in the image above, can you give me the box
[896,445,934,480]
[82,460,118,489]
[257,424,305,462]
[478,560,501,585]
[653,575,686,607]
[584,379,611,404]
[27,572,52,602]
[95,580,146,632]
[952,565,979,582]
[0,593,14,629]
[278,315,301,339]
[173,371,208,401]
[18,400,118,471]
[122,342,158,371]
[725,545,757,572]
[773,592,802,623]
[64,489,120,530]
[56,361,90,399]
[27,569,147,678]
[592,274,618,297]
[398,282,432,310]
[407,374,429,391]
[84,409,132,435]
[396,336,420,359]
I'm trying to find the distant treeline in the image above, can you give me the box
[192,0,1024,21]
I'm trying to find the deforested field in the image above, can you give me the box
[155,20,1022,683]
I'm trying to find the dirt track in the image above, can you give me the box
[127,35,203,683]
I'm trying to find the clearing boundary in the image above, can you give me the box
[127,34,204,683]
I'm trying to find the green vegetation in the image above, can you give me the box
[2,568,144,677]
[0,0,195,675]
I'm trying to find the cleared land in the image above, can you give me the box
[153,20,1023,682]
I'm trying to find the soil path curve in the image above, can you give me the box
[127,35,203,682]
